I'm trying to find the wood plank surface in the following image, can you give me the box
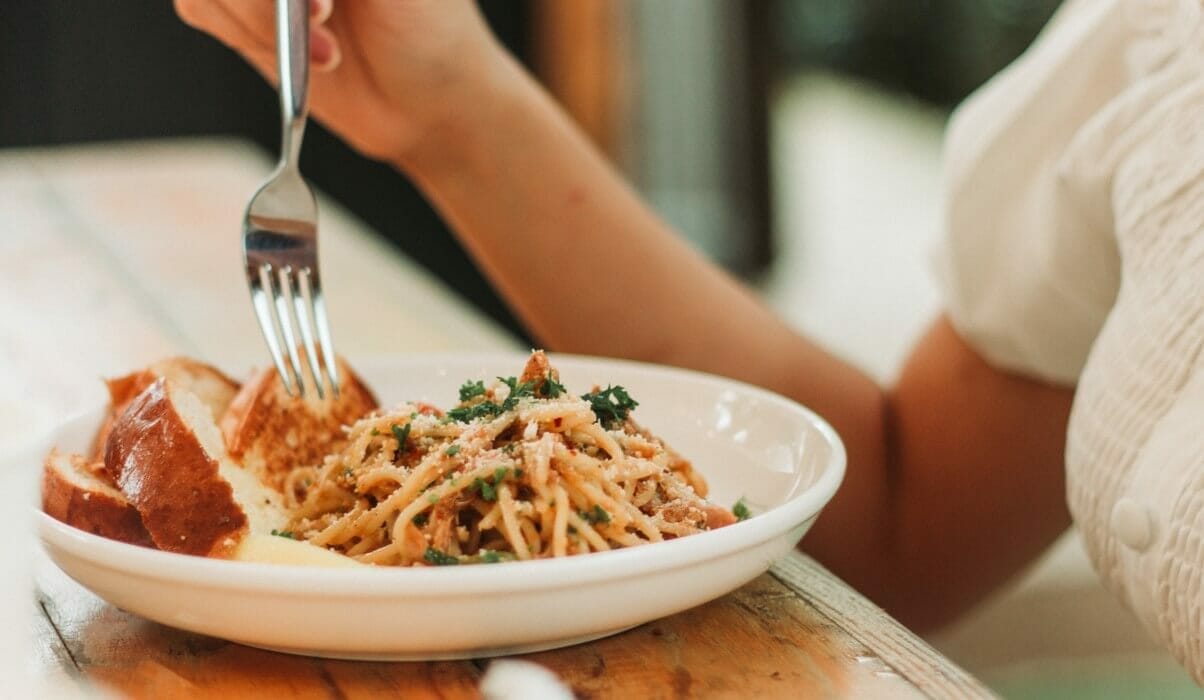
[33,548,982,699]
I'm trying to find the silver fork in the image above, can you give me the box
[242,0,340,398]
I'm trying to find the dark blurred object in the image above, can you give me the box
[532,1,774,274]
[0,1,532,344]
[775,0,1063,107]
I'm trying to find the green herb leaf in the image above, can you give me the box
[732,499,751,521]
[391,423,411,449]
[412,512,429,527]
[494,466,509,483]
[269,529,295,539]
[423,547,459,566]
[581,385,639,428]
[480,550,501,564]
[458,380,487,401]
[581,504,611,525]
[497,376,538,411]
[447,400,505,423]
[445,444,461,456]
[539,373,566,399]
[472,477,498,502]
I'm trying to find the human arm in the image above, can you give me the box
[176,0,1074,629]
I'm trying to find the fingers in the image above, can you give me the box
[310,0,341,72]
[311,0,332,24]
[176,0,341,74]
[311,25,342,73]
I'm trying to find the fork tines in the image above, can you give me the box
[248,261,341,399]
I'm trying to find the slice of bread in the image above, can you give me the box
[104,378,287,556]
[41,449,155,548]
[91,357,240,465]
[220,358,378,492]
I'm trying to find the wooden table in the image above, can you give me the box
[4,140,994,699]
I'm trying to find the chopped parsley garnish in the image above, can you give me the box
[580,504,611,525]
[538,373,566,399]
[472,477,498,502]
[494,466,510,483]
[391,423,411,449]
[370,428,380,436]
[447,376,538,422]
[445,444,461,456]
[447,401,504,423]
[423,547,460,566]
[498,376,538,409]
[459,380,486,401]
[581,385,639,428]
[733,499,751,521]
[480,550,502,564]
[412,512,429,527]
[269,529,295,539]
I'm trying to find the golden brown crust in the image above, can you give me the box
[90,358,240,464]
[104,379,247,556]
[220,359,378,491]
[41,450,154,548]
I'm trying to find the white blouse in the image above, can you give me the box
[937,0,1204,684]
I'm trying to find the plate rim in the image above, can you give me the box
[36,351,846,597]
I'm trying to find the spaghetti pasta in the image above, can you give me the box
[287,351,738,566]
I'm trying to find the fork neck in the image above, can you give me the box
[280,114,308,171]
[277,0,309,169]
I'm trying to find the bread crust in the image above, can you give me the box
[104,379,247,556]
[41,450,154,548]
[221,360,378,491]
[91,357,240,464]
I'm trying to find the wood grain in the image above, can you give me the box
[34,555,482,700]
[33,549,983,699]
[520,570,928,699]
[773,555,996,699]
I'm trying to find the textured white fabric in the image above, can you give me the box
[937,0,1204,684]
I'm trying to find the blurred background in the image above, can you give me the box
[3,1,1200,697]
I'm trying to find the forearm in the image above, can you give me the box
[393,51,1071,631]
[400,54,799,376]
[397,47,892,582]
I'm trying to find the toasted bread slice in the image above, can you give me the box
[42,449,154,548]
[220,358,378,492]
[104,378,287,556]
[91,357,240,465]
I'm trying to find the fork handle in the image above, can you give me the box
[276,0,309,167]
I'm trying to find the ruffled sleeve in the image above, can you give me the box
[940,0,1204,684]
[933,0,1203,385]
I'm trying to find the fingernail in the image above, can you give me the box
[310,28,341,71]
[310,0,332,23]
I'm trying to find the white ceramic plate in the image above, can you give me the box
[37,353,845,660]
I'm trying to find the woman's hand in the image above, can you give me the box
[175,0,505,162]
